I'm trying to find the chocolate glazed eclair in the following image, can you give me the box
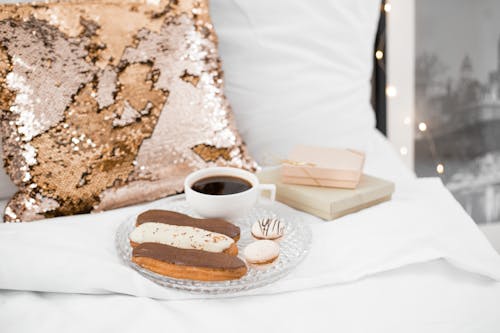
[136,210,240,241]
[132,243,248,281]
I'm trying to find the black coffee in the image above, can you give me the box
[191,175,252,195]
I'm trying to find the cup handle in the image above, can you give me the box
[258,183,276,203]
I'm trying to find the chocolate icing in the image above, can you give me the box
[132,242,246,270]
[257,217,285,237]
[136,210,240,239]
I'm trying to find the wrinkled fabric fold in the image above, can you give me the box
[0,178,499,300]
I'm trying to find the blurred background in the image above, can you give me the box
[385,0,500,225]
[384,0,500,249]
[415,0,500,225]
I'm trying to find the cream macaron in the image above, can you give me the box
[243,240,280,265]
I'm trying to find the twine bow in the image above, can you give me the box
[281,159,321,186]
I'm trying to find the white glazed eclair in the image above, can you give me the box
[129,222,238,255]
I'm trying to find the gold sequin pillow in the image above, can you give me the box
[0,0,256,222]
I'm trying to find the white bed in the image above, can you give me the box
[1,0,500,332]
[1,130,500,332]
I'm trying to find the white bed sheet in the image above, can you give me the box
[1,130,499,332]
[1,261,499,333]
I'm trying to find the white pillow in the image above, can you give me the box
[210,0,380,164]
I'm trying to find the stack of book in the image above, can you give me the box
[257,146,395,220]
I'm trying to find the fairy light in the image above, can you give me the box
[379,3,444,179]
[386,85,397,98]
[436,163,444,174]
[380,2,411,165]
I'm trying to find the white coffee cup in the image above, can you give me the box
[184,167,276,218]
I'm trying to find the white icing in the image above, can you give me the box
[129,223,234,253]
[243,240,280,264]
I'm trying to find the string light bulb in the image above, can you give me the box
[404,116,411,125]
[400,147,408,156]
[418,122,427,132]
[384,2,392,13]
[375,50,384,60]
[436,163,444,174]
[386,85,397,98]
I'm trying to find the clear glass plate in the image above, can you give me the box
[115,196,312,294]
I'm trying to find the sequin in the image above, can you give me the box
[0,0,256,222]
